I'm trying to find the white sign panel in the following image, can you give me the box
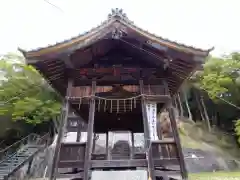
[146,102,158,141]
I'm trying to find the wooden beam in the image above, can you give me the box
[91,159,179,168]
[120,38,166,67]
[167,48,194,62]
[58,159,179,169]
[56,172,83,179]
[49,79,73,180]
[73,79,165,86]
[58,161,84,168]
[83,80,96,180]
[71,67,167,77]
[193,55,206,63]
[61,54,74,68]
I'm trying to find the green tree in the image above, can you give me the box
[190,52,240,143]
[0,53,61,125]
[199,53,240,103]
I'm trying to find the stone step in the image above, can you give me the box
[29,179,69,180]
[92,170,147,180]
[0,146,42,180]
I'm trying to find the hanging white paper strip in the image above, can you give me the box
[146,102,158,141]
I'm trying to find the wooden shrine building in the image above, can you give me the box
[20,9,212,180]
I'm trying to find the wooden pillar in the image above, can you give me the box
[74,118,82,173]
[168,107,188,180]
[140,80,148,146]
[77,116,86,142]
[131,131,134,159]
[49,79,73,180]
[83,81,96,180]
[139,80,156,180]
[76,122,81,142]
[92,133,96,153]
[106,132,109,160]
[162,82,187,180]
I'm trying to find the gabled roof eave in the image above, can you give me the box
[118,19,213,57]
[19,9,213,59]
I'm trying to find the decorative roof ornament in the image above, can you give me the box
[108,8,126,19]
[163,58,170,70]
[112,28,123,39]
[108,8,133,24]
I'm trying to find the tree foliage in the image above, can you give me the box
[196,53,240,103]
[0,53,61,125]
[190,52,240,144]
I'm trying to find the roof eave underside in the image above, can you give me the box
[19,17,212,60]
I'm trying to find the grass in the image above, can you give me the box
[189,171,240,180]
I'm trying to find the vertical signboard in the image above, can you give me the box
[146,101,158,141]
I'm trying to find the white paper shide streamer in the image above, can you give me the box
[146,101,158,140]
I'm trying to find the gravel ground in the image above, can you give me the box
[183,148,240,173]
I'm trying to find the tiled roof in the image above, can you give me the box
[19,8,213,57]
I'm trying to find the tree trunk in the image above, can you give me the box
[211,103,218,127]
[177,93,184,118]
[195,90,205,122]
[184,91,193,121]
[52,117,59,134]
[173,95,180,118]
[200,95,211,132]
[173,95,178,108]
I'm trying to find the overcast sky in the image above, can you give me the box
[0,0,239,56]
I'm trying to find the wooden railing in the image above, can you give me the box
[142,85,167,96]
[151,139,178,160]
[66,118,78,132]
[58,142,86,168]
[57,141,179,169]
[66,118,87,132]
